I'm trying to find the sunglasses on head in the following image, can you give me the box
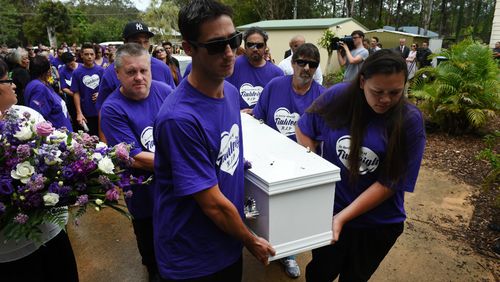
[0,79,14,85]
[245,42,265,49]
[189,32,242,55]
[294,59,319,68]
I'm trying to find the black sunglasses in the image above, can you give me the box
[245,42,265,49]
[294,59,319,68]
[0,79,14,85]
[189,32,242,55]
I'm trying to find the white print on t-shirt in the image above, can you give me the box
[65,78,72,87]
[82,74,100,90]
[273,107,300,136]
[60,99,69,118]
[240,83,263,106]
[336,135,379,175]
[140,126,155,152]
[217,124,240,176]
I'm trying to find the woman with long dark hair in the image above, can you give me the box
[152,45,181,86]
[296,49,426,282]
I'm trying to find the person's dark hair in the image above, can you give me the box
[309,49,409,187]
[292,43,320,63]
[351,30,365,39]
[372,36,379,43]
[114,43,149,70]
[243,26,268,44]
[29,55,51,79]
[178,0,233,42]
[81,42,94,51]
[162,41,173,47]
[0,58,8,78]
[61,52,75,64]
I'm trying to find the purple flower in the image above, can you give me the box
[115,143,130,161]
[62,166,74,179]
[98,175,113,189]
[76,194,88,206]
[0,176,13,195]
[75,182,87,192]
[25,174,45,192]
[105,188,120,201]
[16,144,31,159]
[14,213,29,224]
[35,121,54,137]
[48,182,71,198]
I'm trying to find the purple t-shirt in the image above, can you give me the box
[101,80,173,219]
[297,82,426,227]
[70,64,104,117]
[59,64,81,90]
[226,55,284,109]
[153,79,244,279]
[253,75,325,141]
[24,80,72,131]
[96,57,176,111]
[50,57,64,70]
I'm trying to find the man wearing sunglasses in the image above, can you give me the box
[337,30,369,82]
[252,44,326,279]
[153,1,275,281]
[226,26,284,114]
[278,35,323,85]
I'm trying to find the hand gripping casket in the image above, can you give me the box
[241,113,340,261]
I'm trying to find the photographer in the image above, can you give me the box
[337,30,369,82]
[417,42,433,68]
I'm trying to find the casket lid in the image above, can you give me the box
[241,113,340,195]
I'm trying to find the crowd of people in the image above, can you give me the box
[0,1,428,281]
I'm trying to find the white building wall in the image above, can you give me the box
[490,0,500,47]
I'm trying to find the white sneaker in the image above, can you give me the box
[280,257,301,278]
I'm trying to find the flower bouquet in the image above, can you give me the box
[0,109,139,242]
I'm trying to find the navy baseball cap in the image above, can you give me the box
[122,21,155,40]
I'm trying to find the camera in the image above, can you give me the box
[331,36,355,51]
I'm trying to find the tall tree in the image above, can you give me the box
[142,0,180,42]
[0,0,22,46]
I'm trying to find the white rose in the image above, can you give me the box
[95,199,104,205]
[96,142,107,150]
[92,152,103,161]
[48,130,67,144]
[98,156,115,174]
[14,126,33,141]
[43,193,60,206]
[11,161,35,184]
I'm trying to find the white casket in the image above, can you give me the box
[241,113,340,261]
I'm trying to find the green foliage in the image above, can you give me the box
[323,68,344,88]
[410,38,500,134]
[476,131,500,207]
[0,0,22,46]
[142,0,180,43]
[317,29,336,56]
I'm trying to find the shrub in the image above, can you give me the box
[410,38,500,134]
[476,131,500,206]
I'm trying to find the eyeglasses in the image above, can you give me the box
[189,32,242,55]
[155,49,165,53]
[294,59,319,68]
[352,36,361,39]
[0,79,14,85]
[245,42,265,49]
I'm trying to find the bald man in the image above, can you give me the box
[278,35,323,85]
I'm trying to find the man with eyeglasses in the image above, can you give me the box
[226,26,284,114]
[153,0,275,281]
[337,30,369,82]
[253,43,325,279]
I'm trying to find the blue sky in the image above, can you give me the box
[132,0,151,11]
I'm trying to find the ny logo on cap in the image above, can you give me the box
[136,23,143,30]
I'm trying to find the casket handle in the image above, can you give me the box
[244,197,260,219]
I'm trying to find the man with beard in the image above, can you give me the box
[226,26,283,114]
[252,44,325,278]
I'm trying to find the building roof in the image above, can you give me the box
[237,18,367,30]
[382,26,439,37]
[366,29,433,39]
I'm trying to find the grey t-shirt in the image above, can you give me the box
[343,47,369,82]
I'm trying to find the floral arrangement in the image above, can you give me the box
[0,109,139,242]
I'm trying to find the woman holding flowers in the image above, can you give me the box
[296,50,426,281]
[0,58,79,281]
[24,55,73,131]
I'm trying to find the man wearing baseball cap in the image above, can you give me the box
[96,21,176,112]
